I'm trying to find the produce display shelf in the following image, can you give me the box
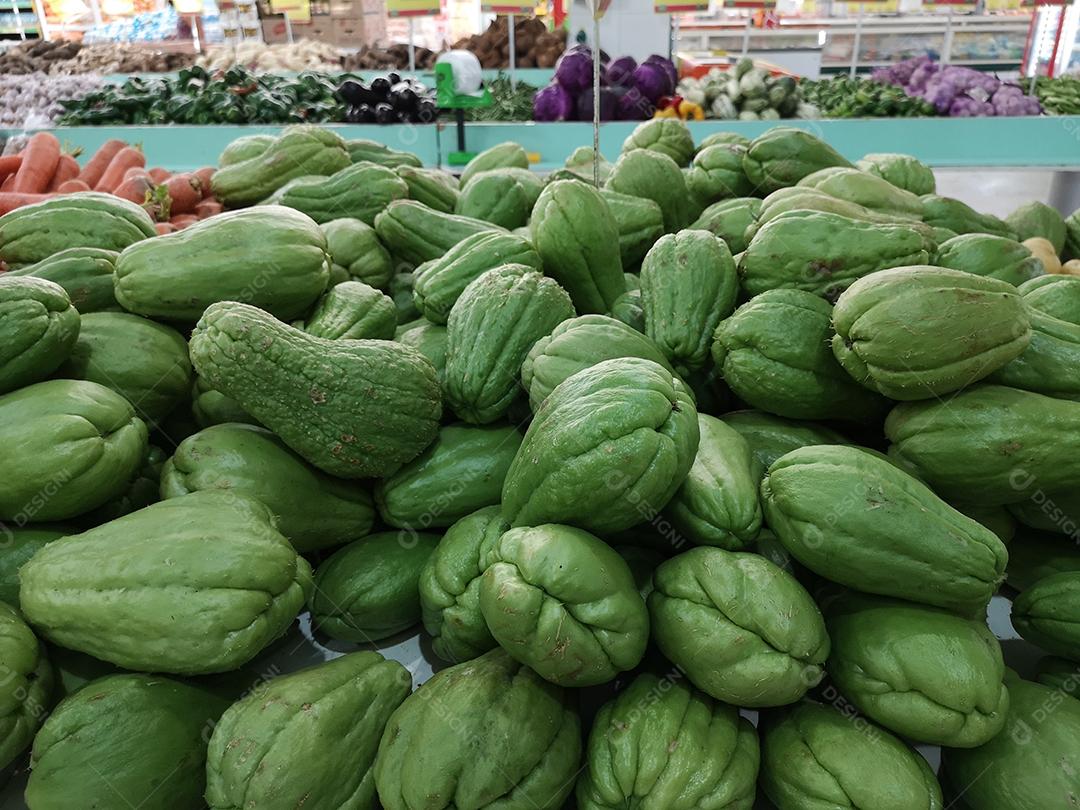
[101,68,558,86]
[7,116,1072,172]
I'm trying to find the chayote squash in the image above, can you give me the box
[0,525,66,607]
[753,187,933,240]
[798,166,924,219]
[0,379,147,521]
[412,230,541,325]
[832,266,1031,400]
[78,442,164,527]
[444,264,575,424]
[456,167,543,229]
[0,276,79,395]
[376,423,522,530]
[689,197,761,255]
[309,530,440,642]
[1019,274,1080,325]
[374,199,504,267]
[373,648,581,810]
[1034,656,1079,693]
[739,210,935,300]
[394,318,448,379]
[609,287,645,333]
[721,410,847,476]
[271,161,408,225]
[1012,571,1080,660]
[26,673,228,810]
[699,131,751,149]
[419,505,506,664]
[826,591,1009,747]
[160,423,374,553]
[320,218,394,290]
[762,444,1008,613]
[607,149,697,233]
[205,652,411,810]
[6,246,118,313]
[857,152,937,196]
[576,672,760,810]
[649,546,829,707]
[115,206,330,322]
[886,385,1080,505]
[0,601,53,770]
[940,673,1080,810]
[920,194,1016,239]
[211,125,351,207]
[296,280,397,340]
[742,127,853,194]
[760,701,944,810]
[615,544,664,601]
[20,491,312,674]
[662,413,762,550]
[622,118,696,167]
[599,188,665,269]
[521,314,674,411]
[190,301,442,479]
[934,233,1045,286]
[389,270,419,322]
[714,289,888,422]
[1005,201,1068,254]
[1008,487,1080,536]
[0,192,156,266]
[190,373,258,428]
[555,146,613,185]
[990,304,1080,400]
[57,310,191,424]
[531,179,625,314]
[479,524,649,687]
[953,502,1017,545]
[345,139,422,169]
[686,143,754,204]
[502,357,699,534]
[1006,528,1080,592]
[640,229,738,372]
[459,141,529,186]
[395,164,460,213]
[218,133,275,166]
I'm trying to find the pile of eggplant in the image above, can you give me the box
[338,73,438,124]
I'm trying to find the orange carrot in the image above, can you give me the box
[170,214,199,228]
[194,199,223,219]
[56,179,91,194]
[122,166,151,182]
[162,173,203,216]
[154,222,178,235]
[0,192,54,215]
[12,132,61,193]
[78,139,127,188]
[46,154,80,191]
[0,155,22,181]
[94,146,144,193]
[112,174,155,205]
[148,167,171,183]
[1,175,16,192]
[193,167,215,196]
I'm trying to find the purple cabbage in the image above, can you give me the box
[632,61,673,102]
[555,49,594,93]
[577,86,619,121]
[533,82,575,121]
[607,56,637,87]
[871,55,1042,117]
[643,54,678,95]
[617,86,653,120]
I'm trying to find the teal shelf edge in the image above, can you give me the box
[1,117,1077,172]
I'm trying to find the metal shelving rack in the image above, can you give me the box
[1,0,40,38]
[675,13,1031,73]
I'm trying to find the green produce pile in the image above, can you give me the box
[464,72,539,122]
[799,74,938,117]
[57,66,346,125]
[2,118,1080,809]
[677,58,807,120]
[1033,75,1080,115]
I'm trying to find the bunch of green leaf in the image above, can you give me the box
[800,75,937,118]
[465,72,538,122]
[1033,76,1080,116]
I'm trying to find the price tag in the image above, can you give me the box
[482,1,534,11]
[386,0,440,17]
[655,0,709,12]
[270,0,310,21]
[722,0,777,8]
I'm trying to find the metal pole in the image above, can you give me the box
[11,0,25,40]
[943,5,954,65]
[671,15,679,62]
[593,12,600,187]
[741,17,751,56]
[850,3,864,77]
[283,12,293,43]
[408,16,416,72]
[508,13,516,88]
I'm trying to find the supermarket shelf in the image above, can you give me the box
[101,68,558,85]
[2,117,1078,172]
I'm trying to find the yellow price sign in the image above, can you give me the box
[985,0,1020,8]
[386,0,440,16]
[270,0,310,21]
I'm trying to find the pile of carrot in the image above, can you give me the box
[0,134,222,232]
